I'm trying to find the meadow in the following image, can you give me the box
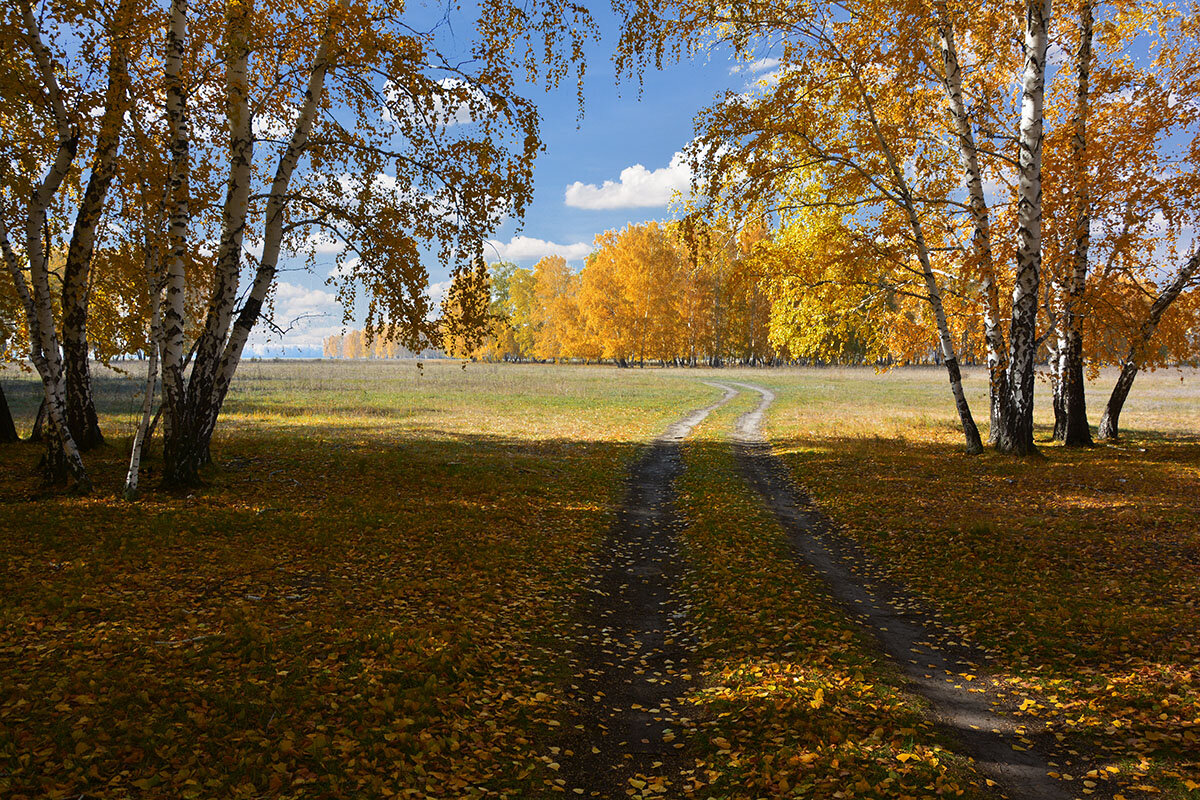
[1,360,1197,799]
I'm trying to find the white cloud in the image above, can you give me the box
[246,281,342,354]
[485,235,592,262]
[274,281,340,317]
[1047,41,1068,70]
[753,69,785,88]
[383,77,490,129]
[564,151,691,210]
[729,57,780,75]
[252,110,295,141]
[427,279,452,310]
[327,257,359,280]
[300,234,344,255]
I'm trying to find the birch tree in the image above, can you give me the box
[58,0,137,452]
[2,0,160,488]
[991,0,1052,456]
[933,2,1013,444]
[1040,0,1200,442]
[618,0,986,450]
[1096,253,1200,440]
[1047,0,1095,446]
[0,0,94,489]
[141,0,593,485]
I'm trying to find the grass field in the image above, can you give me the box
[0,361,711,799]
[755,366,1200,800]
[1,360,1197,799]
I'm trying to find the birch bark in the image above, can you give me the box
[167,15,338,483]
[842,50,984,454]
[159,0,192,482]
[1097,252,1199,440]
[1057,0,1093,446]
[997,0,1052,455]
[7,0,90,489]
[183,0,254,461]
[61,21,131,451]
[935,9,1009,446]
[124,237,163,499]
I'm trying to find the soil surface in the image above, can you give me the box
[729,381,1071,800]
[560,384,738,798]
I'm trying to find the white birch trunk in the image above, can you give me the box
[999,0,1052,455]
[187,0,255,420]
[12,0,90,489]
[159,0,191,471]
[62,25,129,450]
[935,8,1009,444]
[845,53,983,454]
[124,235,164,499]
[203,26,337,442]
[1057,0,1093,446]
[909,205,985,455]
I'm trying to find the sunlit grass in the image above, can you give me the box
[753,365,1200,799]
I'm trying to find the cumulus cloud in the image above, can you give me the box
[564,151,692,210]
[427,279,453,310]
[306,234,345,255]
[246,281,342,354]
[274,282,340,318]
[327,257,359,280]
[383,77,490,129]
[485,235,592,262]
[729,57,780,75]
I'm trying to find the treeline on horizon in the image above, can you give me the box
[329,220,783,367]
[324,216,1198,375]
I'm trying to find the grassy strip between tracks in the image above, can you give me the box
[675,393,992,800]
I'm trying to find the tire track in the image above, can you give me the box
[728,381,1070,800]
[561,383,738,798]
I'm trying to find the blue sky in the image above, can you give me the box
[252,5,761,356]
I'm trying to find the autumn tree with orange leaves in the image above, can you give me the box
[2,0,595,491]
[617,0,1200,452]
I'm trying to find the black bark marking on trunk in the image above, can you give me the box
[63,343,104,450]
[945,356,984,454]
[0,382,19,443]
[1051,369,1067,442]
[1058,0,1094,448]
[1059,348,1091,446]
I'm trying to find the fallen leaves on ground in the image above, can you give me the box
[675,396,992,799]
[764,369,1200,799]
[0,362,712,799]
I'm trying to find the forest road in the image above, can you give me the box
[560,382,738,798]
[728,381,1071,800]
